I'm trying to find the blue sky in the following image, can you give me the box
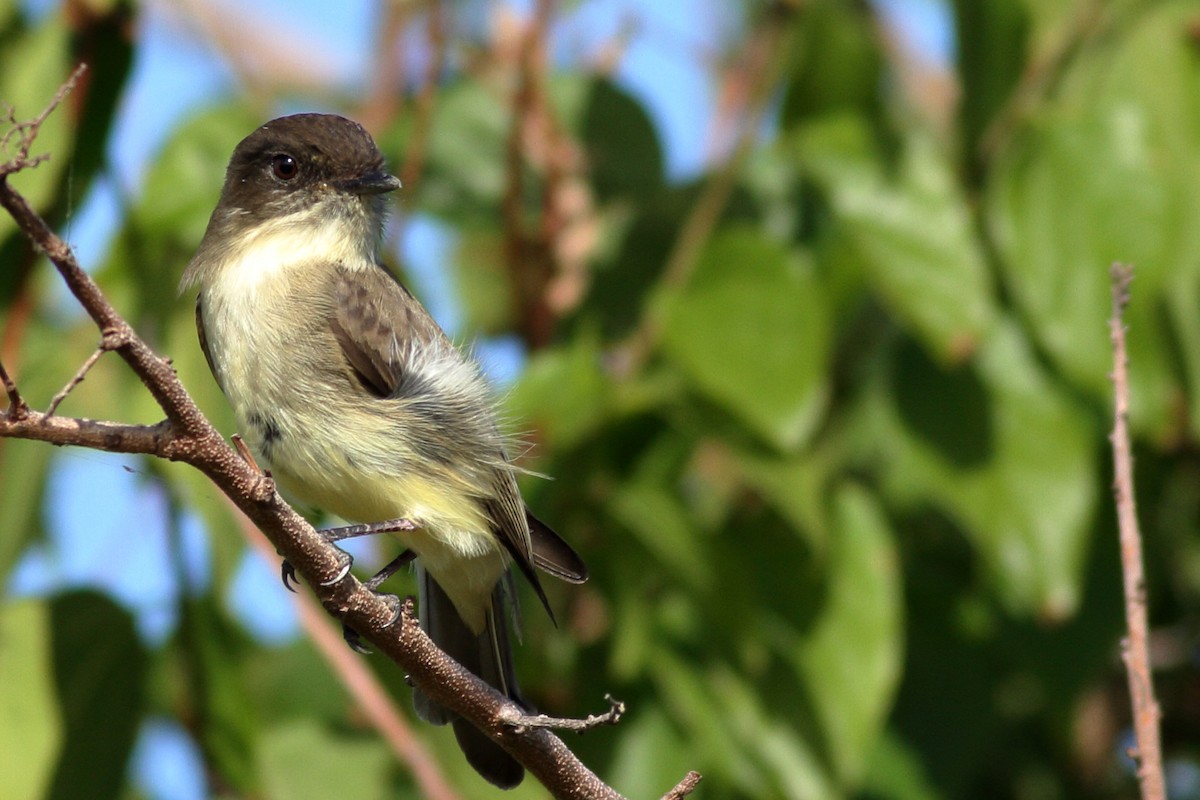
[7,2,953,798]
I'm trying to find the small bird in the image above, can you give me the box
[180,113,587,788]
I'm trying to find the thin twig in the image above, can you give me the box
[0,64,87,175]
[0,359,27,420]
[45,329,125,416]
[503,694,624,734]
[1108,262,1166,800]
[660,771,702,800]
[502,0,570,350]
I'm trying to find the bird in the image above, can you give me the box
[180,112,587,788]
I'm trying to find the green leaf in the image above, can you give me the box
[662,227,831,451]
[952,0,1029,163]
[797,484,902,788]
[864,320,1097,618]
[422,82,509,220]
[709,665,837,799]
[781,1,884,129]
[581,78,664,202]
[0,600,63,800]
[802,122,997,362]
[259,721,389,800]
[986,1,1200,439]
[861,730,942,800]
[46,590,146,800]
[610,481,711,590]
[738,451,832,554]
[185,596,260,792]
[651,651,764,794]
[452,226,515,335]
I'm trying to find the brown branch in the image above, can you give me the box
[502,0,562,350]
[0,411,176,455]
[0,68,650,800]
[1108,262,1166,800]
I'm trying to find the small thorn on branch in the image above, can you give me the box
[502,693,625,735]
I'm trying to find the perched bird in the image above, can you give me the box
[180,113,587,788]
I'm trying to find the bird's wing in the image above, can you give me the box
[195,298,219,389]
[329,266,576,612]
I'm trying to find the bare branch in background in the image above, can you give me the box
[1108,262,1166,800]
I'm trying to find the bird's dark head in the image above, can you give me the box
[182,114,402,290]
[218,113,401,222]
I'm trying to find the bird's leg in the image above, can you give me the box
[280,517,420,591]
[342,550,418,653]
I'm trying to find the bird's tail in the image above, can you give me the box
[414,565,526,788]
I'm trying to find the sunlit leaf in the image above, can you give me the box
[581,78,664,202]
[986,1,1200,439]
[797,484,902,788]
[662,227,830,451]
[508,331,612,451]
[861,320,1096,617]
[802,122,997,363]
[709,665,837,799]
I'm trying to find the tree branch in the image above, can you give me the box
[0,68,690,800]
[1107,262,1166,800]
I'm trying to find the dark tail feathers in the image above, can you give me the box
[413,566,526,789]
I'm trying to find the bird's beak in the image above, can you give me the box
[336,171,402,195]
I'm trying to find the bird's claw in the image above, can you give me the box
[281,560,300,592]
[342,624,372,654]
[340,595,402,655]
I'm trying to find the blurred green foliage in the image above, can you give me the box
[3,2,1200,799]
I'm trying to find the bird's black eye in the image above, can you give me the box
[271,153,298,181]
